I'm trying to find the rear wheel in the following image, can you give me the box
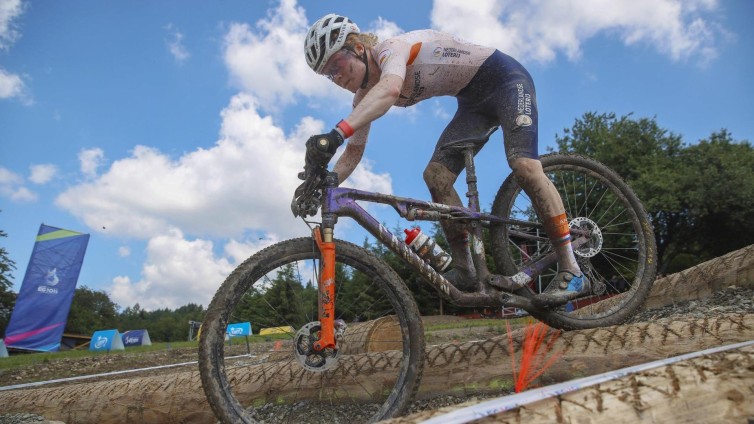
[490,153,657,329]
[199,237,425,423]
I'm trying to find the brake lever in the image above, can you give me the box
[291,170,325,218]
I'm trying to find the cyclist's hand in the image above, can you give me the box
[305,129,344,170]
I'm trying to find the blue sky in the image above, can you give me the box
[1,0,751,310]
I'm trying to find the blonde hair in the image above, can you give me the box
[344,33,379,49]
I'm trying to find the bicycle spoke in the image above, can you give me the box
[200,238,422,424]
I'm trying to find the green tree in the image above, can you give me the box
[0,220,18,337]
[65,286,119,335]
[556,113,754,272]
[674,130,754,261]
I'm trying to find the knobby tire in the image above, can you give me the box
[199,237,425,423]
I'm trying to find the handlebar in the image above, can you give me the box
[291,168,335,218]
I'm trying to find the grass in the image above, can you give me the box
[0,340,200,370]
[2,318,526,371]
[0,333,296,371]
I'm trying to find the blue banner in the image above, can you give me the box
[227,322,252,337]
[90,329,124,351]
[5,224,89,352]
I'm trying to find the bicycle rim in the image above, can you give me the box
[199,237,424,423]
[491,154,656,329]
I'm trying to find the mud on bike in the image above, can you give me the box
[198,127,657,423]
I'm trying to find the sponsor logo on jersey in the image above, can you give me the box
[378,49,392,67]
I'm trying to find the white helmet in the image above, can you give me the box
[304,14,360,73]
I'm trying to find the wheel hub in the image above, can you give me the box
[293,321,340,372]
[569,217,603,258]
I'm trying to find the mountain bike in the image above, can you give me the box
[198,127,657,423]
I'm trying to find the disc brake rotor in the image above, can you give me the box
[569,217,603,258]
[293,321,340,372]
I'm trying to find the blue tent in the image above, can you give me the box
[121,329,152,347]
[89,329,125,351]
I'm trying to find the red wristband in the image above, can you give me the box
[336,119,355,138]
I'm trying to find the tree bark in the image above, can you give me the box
[389,343,754,424]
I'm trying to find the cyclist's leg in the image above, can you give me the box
[424,105,496,291]
[487,52,585,294]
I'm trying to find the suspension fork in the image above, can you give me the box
[312,174,340,352]
[312,225,336,351]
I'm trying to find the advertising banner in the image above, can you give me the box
[4,225,89,352]
[226,322,252,337]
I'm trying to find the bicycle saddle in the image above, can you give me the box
[440,126,499,151]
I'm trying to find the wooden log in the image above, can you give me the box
[2,314,753,423]
[388,343,754,424]
[643,243,754,309]
[338,315,402,354]
[576,243,754,316]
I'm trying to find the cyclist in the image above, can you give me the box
[299,13,589,305]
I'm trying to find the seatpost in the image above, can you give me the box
[463,147,480,213]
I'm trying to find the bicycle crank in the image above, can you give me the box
[293,321,341,372]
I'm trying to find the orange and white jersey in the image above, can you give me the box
[374,30,496,107]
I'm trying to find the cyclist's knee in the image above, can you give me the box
[510,157,544,186]
[423,162,457,193]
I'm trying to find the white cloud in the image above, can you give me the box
[110,232,285,309]
[0,67,25,99]
[109,228,234,309]
[118,246,131,258]
[56,92,393,308]
[0,166,36,202]
[78,147,105,178]
[54,0,401,310]
[0,1,29,103]
[222,0,345,109]
[0,0,23,50]
[10,186,36,202]
[165,23,190,63]
[368,17,404,41]
[430,0,722,64]
[29,164,57,184]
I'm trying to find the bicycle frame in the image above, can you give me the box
[309,172,591,351]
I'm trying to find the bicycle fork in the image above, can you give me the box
[312,225,337,352]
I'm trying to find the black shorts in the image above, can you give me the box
[430,50,538,175]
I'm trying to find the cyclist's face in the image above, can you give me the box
[321,49,364,93]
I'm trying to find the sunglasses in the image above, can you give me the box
[321,49,354,81]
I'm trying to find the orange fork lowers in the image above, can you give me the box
[312,226,337,352]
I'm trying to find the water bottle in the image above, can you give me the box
[404,227,452,271]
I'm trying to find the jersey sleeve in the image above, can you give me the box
[375,38,413,79]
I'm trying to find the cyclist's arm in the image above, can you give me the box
[333,123,369,184]
[343,73,403,130]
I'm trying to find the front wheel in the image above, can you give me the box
[490,153,657,330]
[199,237,425,423]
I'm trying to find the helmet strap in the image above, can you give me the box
[359,48,370,89]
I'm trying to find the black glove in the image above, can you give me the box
[305,129,344,170]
